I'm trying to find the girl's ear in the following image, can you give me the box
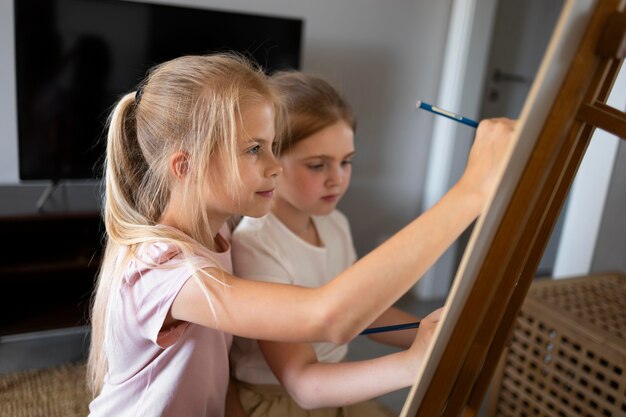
[169,151,190,179]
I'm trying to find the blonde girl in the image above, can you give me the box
[87,53,514,417]
[229,71,421,417]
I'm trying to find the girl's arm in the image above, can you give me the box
[172,178,481,344]
[257,308,443,410]
[171,118,514,343]
[365,306,421,348]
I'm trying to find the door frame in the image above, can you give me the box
[416,0,499,299]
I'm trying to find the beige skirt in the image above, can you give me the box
[235,380,396,417]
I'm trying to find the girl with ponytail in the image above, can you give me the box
[87,52,514,417]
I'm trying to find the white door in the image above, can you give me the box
[477,0,564,276]
[479,0,564,119]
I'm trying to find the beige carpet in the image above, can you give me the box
[0,362,90,417]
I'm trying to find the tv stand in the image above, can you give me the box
[0,211,103,336]
[36,180,61,212]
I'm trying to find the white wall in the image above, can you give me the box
[592,140,626,274]
[0,0,454,257]
[553,63,626,278]
[0,0,19,184]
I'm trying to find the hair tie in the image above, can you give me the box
[135,85,144,106]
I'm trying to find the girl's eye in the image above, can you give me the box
[247,145,261,155]
[307,163,324,171]
[341,160,353,167]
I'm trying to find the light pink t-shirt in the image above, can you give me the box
[89,227,233,417]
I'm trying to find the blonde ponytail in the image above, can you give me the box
[88,53,281,395]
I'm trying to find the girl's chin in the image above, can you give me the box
[246,212,269,219]
[311,205,336,216]
[243,205,272,218]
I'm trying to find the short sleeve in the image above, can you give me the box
[124,247,214,348]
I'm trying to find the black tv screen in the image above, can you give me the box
[14,0,303,181]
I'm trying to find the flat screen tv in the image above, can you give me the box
[14,0,303,181]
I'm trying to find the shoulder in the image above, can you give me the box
[123,243,197,304]
[135,241,181,268]
[128,238,223,285]
[230,215,294,283]
[232,215,271,237]
[318,209,351,232]
[231,215,286,257]
[315,210,357,261]
[232,213,291,243]
[232,216,272,247]
[329,209,350,224]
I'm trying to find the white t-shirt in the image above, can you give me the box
[230,211,357,385]
[89,226,233,417]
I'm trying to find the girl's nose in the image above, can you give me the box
[266,154,282,178]
[326,166,343,186]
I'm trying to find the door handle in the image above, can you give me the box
[492,68,529,83]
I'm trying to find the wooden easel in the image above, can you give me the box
[409,1,626,416]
